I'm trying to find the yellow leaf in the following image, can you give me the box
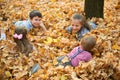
[53,39,58,43]
[112,44,120,50]
[61,75,67,80]
[40,74,47,79]
[47,37,53,42]
[0,0,4,2]
[5,71,11,77]
[44,37,53,44]
[58,33,62,36]
[51,0,56,2]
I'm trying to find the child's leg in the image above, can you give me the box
[56,56,72,67]
[62,61,72,67]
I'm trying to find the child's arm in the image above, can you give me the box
[65,26,72,33]
[0,28,6,40]
[39,21,47,32]
[67,47,78,58]
[89,21,97,30]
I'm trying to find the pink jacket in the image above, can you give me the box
[67,46,92,67]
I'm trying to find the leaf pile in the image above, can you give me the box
[0,0,120,80]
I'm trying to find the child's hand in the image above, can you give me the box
[39,31,49,36]
[39,21,47,32]
[39,21,44,27]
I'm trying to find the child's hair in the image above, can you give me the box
[72,13,91,30]
[81,36,96,51]
[29,10,42,19]
[14,26,27,39]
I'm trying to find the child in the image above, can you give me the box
[14,10,47,32]
[66,13,97,41]
[13,10,47,54]
[57,35,96,67]
[13,26,33,55]
[0,28,6,41]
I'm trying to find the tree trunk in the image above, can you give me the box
[84,0,104,19]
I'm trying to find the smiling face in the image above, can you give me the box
[71,19,83,33]
[30,16,42,27]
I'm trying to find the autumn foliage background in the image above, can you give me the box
[0,0,120,80]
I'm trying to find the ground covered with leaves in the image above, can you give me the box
[0,0,120,80]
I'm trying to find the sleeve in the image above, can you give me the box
[14,21,24,27]
[77,28,89,41]
[65,26,72,33]
[67,47,78,58]
[14,21,30,32]
[80,51,92,62]
[89,21,97,30]
[77,34,83,41]
[0,32,6,40]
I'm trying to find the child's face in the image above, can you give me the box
[30,16,42,27]
[71,19,83,33]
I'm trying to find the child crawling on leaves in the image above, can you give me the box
[57,35,96,67]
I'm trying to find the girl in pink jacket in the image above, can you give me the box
[57,35,96,67]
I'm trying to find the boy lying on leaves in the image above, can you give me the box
[57,35,96,67]
[14,10,47,32]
